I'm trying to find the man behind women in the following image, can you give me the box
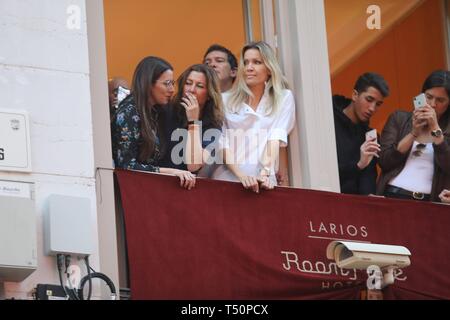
[111,56,196,189]
[377,70,450,202]
[212,41,296,193]
[333,73,389,195]
[203,44,238,96]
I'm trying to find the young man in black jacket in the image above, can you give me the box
[333,72,389,195]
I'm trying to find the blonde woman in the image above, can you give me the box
[212,41,296,193]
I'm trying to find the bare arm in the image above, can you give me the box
[266,90,295,187]
[258,140,280,190]
[185,123,205,172]
[181,93,211,172]
[276,147,290,186]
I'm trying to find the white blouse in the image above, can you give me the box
[389,141,434,194]
[212,88,296,183]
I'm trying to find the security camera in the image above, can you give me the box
[326,241,411,270]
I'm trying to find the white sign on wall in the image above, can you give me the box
[0,180,32,199]
[0,109,32,172]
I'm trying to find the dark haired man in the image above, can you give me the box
[203,44,238,94]
[333,72,390,195]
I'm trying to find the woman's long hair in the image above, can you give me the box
[227,41,289,116]
[422,70,450,133]
[172,64,224,129]
[132,56,172,162]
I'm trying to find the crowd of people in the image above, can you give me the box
[108,41,450,204]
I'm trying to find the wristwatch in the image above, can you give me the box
[259,166,272,176]
[431,128,443,138]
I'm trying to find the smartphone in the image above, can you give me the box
[365,128,377,143]
[413,93,427,110]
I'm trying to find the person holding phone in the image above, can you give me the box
[377,70,450,202]
[111,56,196,190]
[332,72,390,195]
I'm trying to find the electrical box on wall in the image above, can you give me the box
[44,194,93,256]
[0,109,32,173]
[0,180,37,282]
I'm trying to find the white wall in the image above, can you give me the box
[0,0,104,299]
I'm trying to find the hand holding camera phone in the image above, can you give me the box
[358,128,380,170]
[412,92,434,143]
[365,128,377,143]
[413,93,427,110]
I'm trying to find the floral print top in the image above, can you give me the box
[111,95,161,172]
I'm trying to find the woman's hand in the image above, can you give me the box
[414,104,439,131]
[411,109,427,137]
[181,93,200,122]
[238,175,260,193]
[439,189,450,204]
[276,171,287,186]
[258,175,276,190]
[173,170,196,190]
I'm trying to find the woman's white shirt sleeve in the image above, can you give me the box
[268,90,296,147]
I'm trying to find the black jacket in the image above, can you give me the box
[159,104,221,171]
[333,95,377,195]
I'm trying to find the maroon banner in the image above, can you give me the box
[116,169,450,300]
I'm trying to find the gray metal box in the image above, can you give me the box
[0,190,37,282]
[44,195,93,256]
